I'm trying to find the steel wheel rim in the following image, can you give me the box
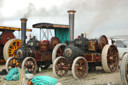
[107,45,119,72]
[55,57,68,77]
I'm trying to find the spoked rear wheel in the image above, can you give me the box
[98,35,108,50]
[52,43,67,63]
[53,56,68,77]
[72,57,88,79]
[120,53,128,85]
[102,44,119,72]
[3,39,21,61]
[6,57,20,72]
[22,57,37,73]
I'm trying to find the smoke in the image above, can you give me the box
[85,0,128,37]
[23,3,65,19]
[87,0,117,36]
[24,3,36,18]
[22,0,128,38]
[59,0,128,38]
[0,0,128,39]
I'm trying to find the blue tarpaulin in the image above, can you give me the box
[4,68,29,81]
[31,75,58,85]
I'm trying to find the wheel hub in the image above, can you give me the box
[110,57,113,60]
[27,65,32,69]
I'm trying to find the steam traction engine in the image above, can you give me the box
[0,26,31,64]
[53,34,119,79]
[52,10,119,79]
[5,18,69,73]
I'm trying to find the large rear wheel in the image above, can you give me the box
[98,35,108,50]
[3,39,21,61]
[102,44,119,72]
[120,53,128,85]
[52,43,66,63]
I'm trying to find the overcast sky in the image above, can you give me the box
[0,0,128,39]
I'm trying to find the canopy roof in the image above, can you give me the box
[0,26,32,32]
[33,23,69,29]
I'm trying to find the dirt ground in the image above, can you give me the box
[0,63,123,85]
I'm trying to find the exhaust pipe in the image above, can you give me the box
[68,10,76,41]
[20,18,27,45]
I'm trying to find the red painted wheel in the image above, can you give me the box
[1,31,15,45]
[102,44,119,72]
[53,56,68,77]
[98,35,108,50]
[72,57,88,79]
[50,37,60,49]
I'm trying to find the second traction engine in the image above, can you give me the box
[52,10,119,79]
[53,34,119,79]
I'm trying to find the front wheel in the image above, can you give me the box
[6,57,20,72]
[72,57,88,79]
[22,57,37,73]
[53,56,68,77]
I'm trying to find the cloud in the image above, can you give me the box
[0,0,4,23]
[1,0,128,39]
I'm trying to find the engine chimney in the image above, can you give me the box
[68,10,76,41]
[20,18,27,45]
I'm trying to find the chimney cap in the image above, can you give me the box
[68,10,76,14]
[20,18,27,23]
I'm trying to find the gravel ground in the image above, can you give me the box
[0,64,123,85]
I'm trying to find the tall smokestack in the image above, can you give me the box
[68,10,76,41]
[20,18,27,45]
